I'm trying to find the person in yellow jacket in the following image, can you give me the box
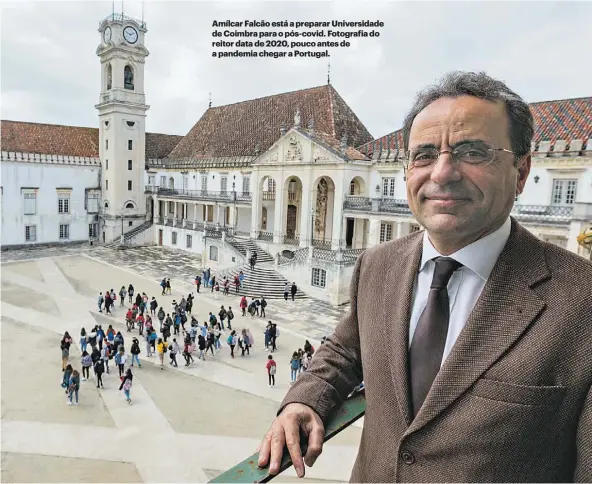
[156,338,167,370]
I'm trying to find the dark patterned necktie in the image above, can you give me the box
[409,256,463,417]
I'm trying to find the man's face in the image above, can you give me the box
[406,96,530,243]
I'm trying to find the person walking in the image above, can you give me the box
[290,282,297,302]
[283,283,289,302]
[150,297,158,316]
[166,278,172,295]
[119,368,133,404]
[61,340,70,371]
[101,342,111,374]
[218,306,227,331]
[130,338,141,368]
[266,354,277,387]
[104,292,112,315]
[119,286,127,307]
[260,297,267,318]
[97,292,104,312]
[197,334,206,360]
[168,339,179,367]
[183,334,194,366]
[195,274,202,293]
[227,330,237,358]
[240,296,248,317]
[94,357,105,389]
[156,338,166,370]
[127,284,134,304]
[289,351,300,383]
[81,351,92,381]
[79,328,88,354]
[227,306,234,330]
[114,347,126,378]
[234,274,240,293]
[67,369,80,406]
[61,364,73,392]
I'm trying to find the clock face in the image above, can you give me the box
[103,26,112,42]
[123,26,138,44]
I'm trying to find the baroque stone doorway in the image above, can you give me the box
[286,205,297,238]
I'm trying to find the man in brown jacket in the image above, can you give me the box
[257,71,592,482]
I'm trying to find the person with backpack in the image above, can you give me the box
[166,278,172,295]
[183,333,194,366]
[150,297,158,316]
[104,291,112,315]
[97,325,105,351]
[80,328,88,354]
[94,357,105,388]
[81,351,92,381]
[157,307,165,331]
[290,351,300,383]
[114,347,127,377]
[260,297,267,318]
[290,282,297,301]
[223,277,230,296]
[266,354,277,387]
[240,296,248,316]
[227,330,237,358]
[98,292,104,313]
[61,341,70,371]
[168,340,178,367]
[119,286,127,307]
[234,274,240,293]
[67,370,81,406]
[186,293,194,314]
[195,275,201,293]
[127,284,134,304]
[197,334,206,360]
[240,329,251,356]
[218,306,227,330]
[119,368,133,403]
[214,324,222,350]
[227,306,234,330]
[101,342,111,374]
[130,338,141,368]
[160,278,166,296]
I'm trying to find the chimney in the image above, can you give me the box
[280,124,286,136]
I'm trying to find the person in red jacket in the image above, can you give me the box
[240,296,248,316]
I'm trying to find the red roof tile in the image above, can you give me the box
[1,120,181,160]
[168,84,373,160]
[361,97,592,156]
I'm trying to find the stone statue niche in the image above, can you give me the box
[285,136,302,161]
[315,178,328,241]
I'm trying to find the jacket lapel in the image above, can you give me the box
[381,234,423,427]
[405,219,549,435]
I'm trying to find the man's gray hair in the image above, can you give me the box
[402,71,534,161]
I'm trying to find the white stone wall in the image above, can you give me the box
[1,161,100,246]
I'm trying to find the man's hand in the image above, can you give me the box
[257,403,325,478]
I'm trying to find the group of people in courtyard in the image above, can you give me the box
[60,274,314,405]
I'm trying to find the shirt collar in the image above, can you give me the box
[420,217,511,281]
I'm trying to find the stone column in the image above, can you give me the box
[193,203,197,230]
[182,202,187,228]
[299,186,314,247]
[163,200,169,223]
[368,218,381,247]
[397,221,411,239]
[153,197,160,224]
[250,172,262,239]
[173,202,178,226]
[273,187,286,244]
[331,178,345,250]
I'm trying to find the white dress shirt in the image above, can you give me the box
[408,217,511,366]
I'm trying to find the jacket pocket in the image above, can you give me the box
[470,378,566,406]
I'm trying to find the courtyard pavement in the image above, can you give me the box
[1,247,361,483]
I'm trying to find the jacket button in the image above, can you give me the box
[400,449,415,465]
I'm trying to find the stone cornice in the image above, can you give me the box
[531,156,592,168]
[1,151,101,167]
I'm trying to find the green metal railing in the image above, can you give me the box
[209,391,366,483]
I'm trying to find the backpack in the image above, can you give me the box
[227,335,233,345]
[123,379,132,391]
[269,363,277,375]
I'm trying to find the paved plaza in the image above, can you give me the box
[1,246,360,483]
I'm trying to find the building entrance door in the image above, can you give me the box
[158,229,163,246]
[346,218,355,248]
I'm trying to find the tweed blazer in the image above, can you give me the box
[280,217,592,482]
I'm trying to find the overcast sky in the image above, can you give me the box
[2,1,591,140]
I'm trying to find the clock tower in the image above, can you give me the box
[96,13,149,243]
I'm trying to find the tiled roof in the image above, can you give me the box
[167,84,374,160]
[1,120,99,157]
[145,132,183,160]
[529,97,592,145]
[1,120,181,160]
[296,128,368,161]
[360,96,592,157]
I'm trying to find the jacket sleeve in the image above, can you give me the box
[575,381,592,481]
[277,252,365,422]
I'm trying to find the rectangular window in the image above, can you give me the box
[128,180,132,191]
[128,140,133,150]
[160,176,166,187]
[148,175,155,185]
[59,224,69,240]
[129,221,133,227]
[410,224,421,233]
[380,222,393,243]
[106,159,108,170]
[128,160,132,170]
[207,205,214,222]
[382,178,395,198]
[23,192,37,214]
[171,232,177,245]
[87,194,99,213]
[221,175,228,193]
[106,139,108,149]
[350,181,356,195]
[552,179,578,205]
[25,225,36,242]
[243,177,251,195]
[182,175,188,190]
[106,180,108,190]
[88,223,97,238]
[311,268,327,288]
[209,245,218,261]
[58,196,70,214]
[201,175,208,194]
[186,234,192,248]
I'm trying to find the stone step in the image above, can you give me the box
[228,238,275,263]
[214,264,309,299]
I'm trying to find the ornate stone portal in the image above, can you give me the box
[315,178,329,239]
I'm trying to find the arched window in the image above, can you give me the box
[104,201,109,209]
[169,177,175,189]
[124,65,134,90]
[106,63,112,90]
[125,202,135,209]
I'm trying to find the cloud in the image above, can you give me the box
[1,1,590,140]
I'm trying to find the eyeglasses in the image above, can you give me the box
[403,141,516,170]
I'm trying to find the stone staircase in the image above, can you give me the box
[104,220,153,249]
[226,237,274,263]
[215,264,309,300]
